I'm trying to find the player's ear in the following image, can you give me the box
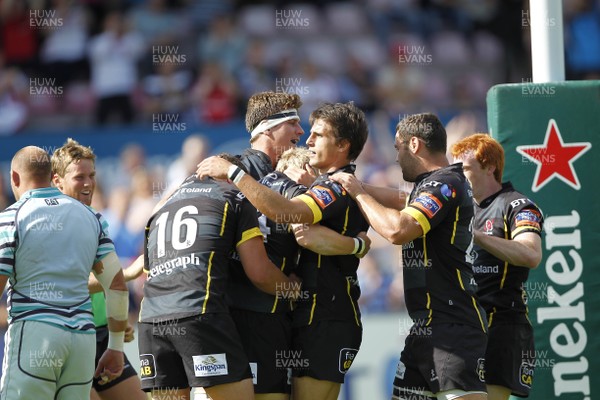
[10,169,19,188]
[52,173,62,189]
[337,138,350,153]
[409,136,420,153]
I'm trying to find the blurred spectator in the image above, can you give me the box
[0,166,11,210]
[0,0,40,75]
[88,10,144,125]
[0,52,29,135]
[39,0,91,88]
[123,167,159,254]
[183,0,234,34]
[357,253,386,313]
[338,54,376,112]
[387,271,406,311]
[374,53,425,118]
[297,60,340,121]
[110,142,146,191]
[198,14,246,75]
[128,0,185,47]
[165,134,211,191]
[190,61,239,124]
[237,40,275,99]
[140,61,194,117]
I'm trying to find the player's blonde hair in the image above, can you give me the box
[51,138,96,177]
[276,146,315,174]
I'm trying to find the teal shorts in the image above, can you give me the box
[1,320,96,399]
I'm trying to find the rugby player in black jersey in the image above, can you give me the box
[138,155,300,400]
[197,102,370,400]
[452,134,543,400]
[229,146,370,400]
[332,113,488,400]
[231,93,371,400]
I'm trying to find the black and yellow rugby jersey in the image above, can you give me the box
[401,163,487,332]
[139,176,262,322]
[472,182,543,325]
[228,171,308,313]
[239,148,273,180]
[293,164,370,327]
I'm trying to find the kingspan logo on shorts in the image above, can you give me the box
[193,354,229,377]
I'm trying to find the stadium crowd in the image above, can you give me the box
[0,0,598,317]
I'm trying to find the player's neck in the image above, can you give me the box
[475,180,503,204]
[251,142,277,169]
[421,152,449,175]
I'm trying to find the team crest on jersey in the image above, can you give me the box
[310,185,335,208]
[484,219,494,233]
[411,192,442,218]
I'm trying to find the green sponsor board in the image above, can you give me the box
[487,81,599,400]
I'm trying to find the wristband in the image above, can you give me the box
[352,237,365,255]
[107,331,125,352]
[227,165,245,185]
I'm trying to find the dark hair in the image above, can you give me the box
[396,113,446,153]
[309,102,369,161]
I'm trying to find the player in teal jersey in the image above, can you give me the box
[51,138,145,400]
[0,146,128,399]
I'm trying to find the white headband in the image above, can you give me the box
[250,109,300,138]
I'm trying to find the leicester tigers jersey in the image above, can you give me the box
[0,187,113,332]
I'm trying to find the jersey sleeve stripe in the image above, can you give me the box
[220,202,229,236]
[0,241,15,251]
[402,207,431,235]
[201,251,215,314]
[511,225,541,238]
[237,227,263,247]
[296,194,322,224]
[450,207,460,244]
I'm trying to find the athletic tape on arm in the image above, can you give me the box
[94,252,129,321]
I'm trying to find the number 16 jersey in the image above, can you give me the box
[139,176,263,323]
